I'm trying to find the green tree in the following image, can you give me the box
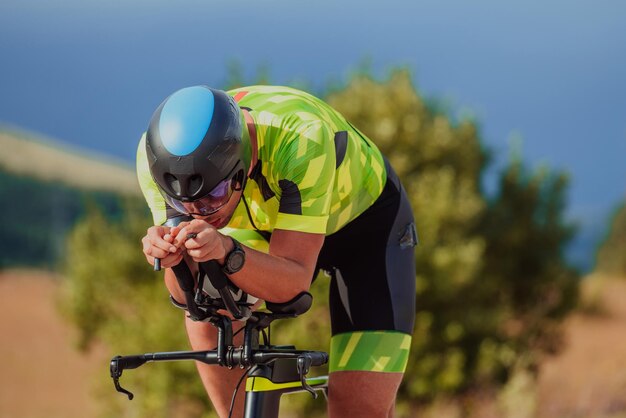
[476,158,578,379]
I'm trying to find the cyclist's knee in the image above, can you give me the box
[185,318,217,348]
[328,371,401,418]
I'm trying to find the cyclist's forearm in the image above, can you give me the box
[165,224,323,303]
[227,246,315,303]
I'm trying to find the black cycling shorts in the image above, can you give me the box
[316,159,417,336]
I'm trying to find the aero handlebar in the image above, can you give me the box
[110,348,328,400]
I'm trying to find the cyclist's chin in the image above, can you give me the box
[193,214,230,229]
[210,217,229,229]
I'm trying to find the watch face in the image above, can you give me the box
[228,251,245,272]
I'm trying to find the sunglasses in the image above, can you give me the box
[163,170,243,217]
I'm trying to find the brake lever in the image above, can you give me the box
[113,377,134,400]
[110,356,134,400]
[297,355,317,399]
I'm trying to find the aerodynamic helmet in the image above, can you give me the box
[145,86,250,215]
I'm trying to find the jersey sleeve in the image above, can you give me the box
[136,134,168,226]
[271,121,336,234]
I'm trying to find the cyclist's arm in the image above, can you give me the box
[221,120,333,302]
[229,228,324,303]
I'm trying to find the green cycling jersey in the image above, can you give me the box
[137,85,387,235]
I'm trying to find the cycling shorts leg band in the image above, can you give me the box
[329,331,412,373]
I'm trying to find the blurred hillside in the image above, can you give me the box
[0,127,143,269]
[0,127,139,194]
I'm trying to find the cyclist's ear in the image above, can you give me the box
[233,169,245,191]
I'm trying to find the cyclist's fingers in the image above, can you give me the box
[174,226,200,248]
[142,236,152,255]
[170,222,191,239]
[183,232,203,249]
[160,251,184,269]
[188,251,211,263]
[173,219,211,247]
[148,246,175,260]
[142,237,169,258]
[187,237,222,261]
[185,242,215,265]
[172,226,189,248]
[146,227,168,247]
[144,254,155,266]
[146,226,177,253]
[184,225,219,250]
[142,236,155,262]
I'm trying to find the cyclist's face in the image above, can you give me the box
[191,188,243,229]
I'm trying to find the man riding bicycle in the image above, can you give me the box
[138,85,417,417]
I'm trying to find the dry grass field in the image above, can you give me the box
[1,270,625,418]
[537,276,626,418]
[0,129,140,195]
[0,270,107,418]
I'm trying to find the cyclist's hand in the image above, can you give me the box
[171,219,233,263]
[142,225,184,268]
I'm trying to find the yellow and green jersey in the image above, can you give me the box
[137,85,387,235]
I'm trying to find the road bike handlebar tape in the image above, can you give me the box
[303,352,329,367]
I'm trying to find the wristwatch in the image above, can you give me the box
[222,237,246,274]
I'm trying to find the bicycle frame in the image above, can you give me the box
[243,362,328,418]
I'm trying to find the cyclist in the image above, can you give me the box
[138,85,417,418]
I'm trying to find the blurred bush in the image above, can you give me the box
[596,203,626,276]
[61,68,579,417]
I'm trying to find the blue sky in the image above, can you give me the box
[1,0,625,269]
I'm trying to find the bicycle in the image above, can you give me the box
[110,258,329,418]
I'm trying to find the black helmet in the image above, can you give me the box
[146,86,250,215]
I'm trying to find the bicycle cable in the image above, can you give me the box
[227,367,249,418]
